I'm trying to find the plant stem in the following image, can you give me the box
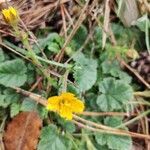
[36,56,72,68]
[128,101,150,106]
[72,120,150,140]
[116,110,150,128]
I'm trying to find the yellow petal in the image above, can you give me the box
[2,7,18,25]
[47,96,60,111]
[59,106,73,120]
[46,92,85,120]
[71,98,84,113]
[61,92,75,99]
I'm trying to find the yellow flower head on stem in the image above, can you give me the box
[2,7,19,26]
[47,92,85,120]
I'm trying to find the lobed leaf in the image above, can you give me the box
[97,78,133,111]
[0,59,27,87]
[73,53,97,92]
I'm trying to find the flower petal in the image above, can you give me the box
[46,92,85,120]
[71,98,84,113]
[47,96,60,111]
[59,106,73,120]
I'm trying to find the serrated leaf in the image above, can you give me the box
[97,78,133,111]
[73,53,97,92]
[104,117,123,127]
[10,103,20,117]
[21,98,48,119]
[20,98,36,111]
[0,89,20,108]
[38,125,67,150]
[102,60,131,83]
[95,133,132,150]
[4,89,20,103]
[0,59,27,87]
[95,133,107,146]
[108,135,132,150]
[95,117,132,150]
[35,33,63,53]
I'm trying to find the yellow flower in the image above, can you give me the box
[47,92,84,120]
[2,7,19,26]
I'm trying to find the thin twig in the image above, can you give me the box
[80,111,137,116]
[12,87,47,106]
[29,77,43,92]
[72,120,150,140]
[118,57,150,89]
[61,4,67,39]
[54,0,91,62]
[102,0,110,49]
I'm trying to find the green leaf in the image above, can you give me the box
[10,103,20,117]
[104,117,123,127]
[72,25,88,49]
[35,33,63,54]
[95,133,107,146]
[21,98,48,119]
[73,53,97,92]
[4,89,20,103]
[111,23,141,47]
[97,78,133,111]
[135,14,150,32]
[0,95,8,108]
[102,60,131,83]
[37,105,48,119]
[95,133,132,150]
[57,118,76,133]
[95,117,132,150]
[0,89,20,108]
[26,64,35,84]
[105,117,132,150]
[67,83,80,96]
[107,134,132,150]
[38,125,67,150]
[0,49,5,62]
[93,27,102,49]
[20,98,36,111]
[0,59,27,87]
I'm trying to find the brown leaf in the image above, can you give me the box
[117,0,139,27]
[3,112,42,150]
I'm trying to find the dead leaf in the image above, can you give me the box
[117,0,139,27]
[3,112,42,150]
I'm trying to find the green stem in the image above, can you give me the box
[3,40,71,69]
[116,110,150,129]
[36,56,72,69]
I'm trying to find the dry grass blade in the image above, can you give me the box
[81,111,137,116]
[73,115,150,140]
[0,0,71,32]
[119,58,150,89]
[102,0,110,49]
[54,0,91,62]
